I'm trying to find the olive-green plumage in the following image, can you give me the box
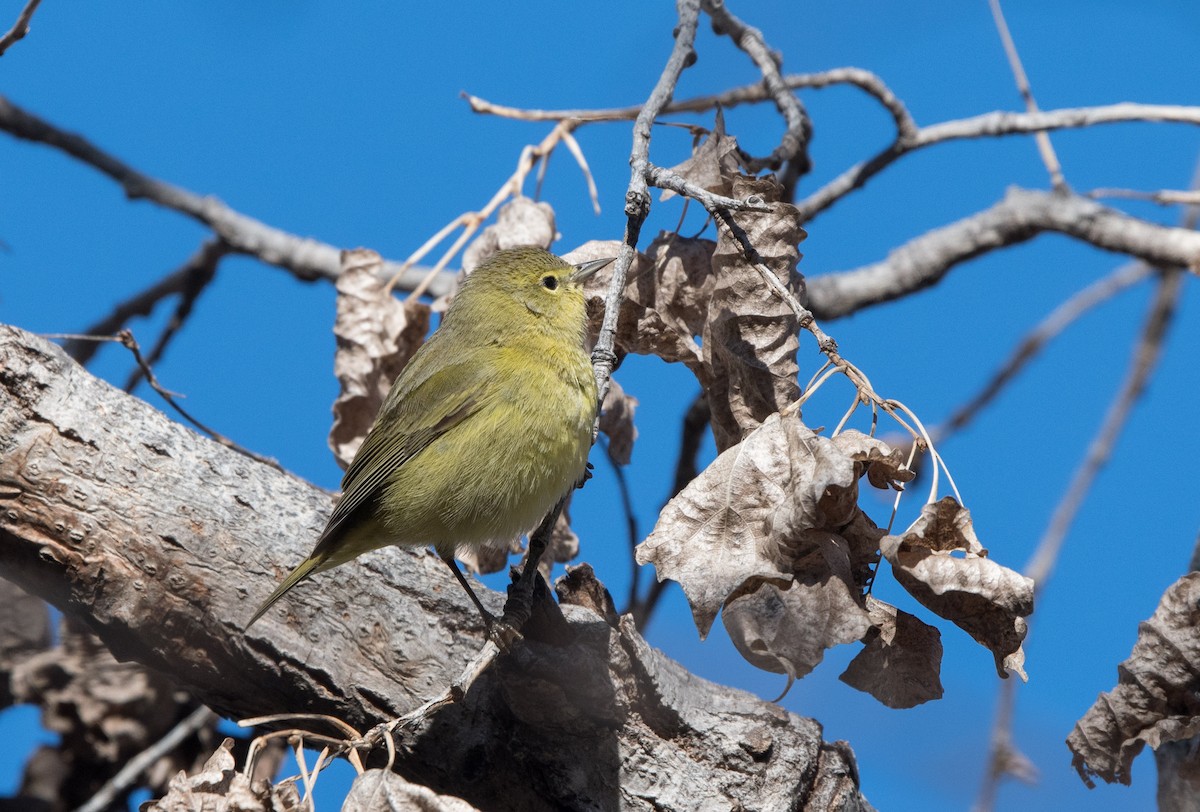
[247,247,601,628]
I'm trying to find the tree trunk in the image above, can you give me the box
[0,324,872,811]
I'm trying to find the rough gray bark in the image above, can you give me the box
[0,324,872,812]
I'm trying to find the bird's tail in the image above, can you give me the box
[245,553,328,629]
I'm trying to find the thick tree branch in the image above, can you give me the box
[806,187,1200,320]
[0,95,453,297]
[0,325,871,811]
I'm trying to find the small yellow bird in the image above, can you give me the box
[247,247,610,630]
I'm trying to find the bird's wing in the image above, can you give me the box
[319,353,495,545]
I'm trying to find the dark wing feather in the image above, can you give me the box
[318,353,495,546]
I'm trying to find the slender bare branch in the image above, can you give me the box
[0,95,452,297]
[74,705,218,812]
[1090,187,1200,206]
[807,187,1200,320]
[798,103,1200,221]
[0,0,42,57]
[933,261,1153,442]
[592,0,702,401]
[64,240,232,365]
[701,0,812,190]
[987,0,1067,191]
[468,68,916,141]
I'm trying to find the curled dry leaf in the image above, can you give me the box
[343,768,481,812]
[839,596,945,709]
[880,496,1033,680]
[569,235,716,372]
[1067,571,1200,788]
[555,562,619,626]
[832,430,916,492]
[636,412,864,637]
[723,530,871,690]
[659,108,743,201]
[599,377,638,465]
[143,738,301,812]
[461,196,557,275]
[329,249,431,469]
[704,174,805,452]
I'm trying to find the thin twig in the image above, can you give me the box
[64,240,231,365]
[591,0,703,403]
[629,391,710,629]
[74,705,218,812]
[1024,267,1184,588]
[47,331,283,470]
[601,439,641,614]
[701,0,813,192]
[987,0,1067,191]
[1089,187,1200,207]
[124,240,226,392]
[932,261,1153,442]
[972,678,1036,812]
[468,67,917,141]
[0,0,43,57]
[797,103,1200,222]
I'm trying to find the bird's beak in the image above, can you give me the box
[570,256,616,283]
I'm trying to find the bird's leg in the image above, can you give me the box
[501,494,568,632]
[439,554,509,636]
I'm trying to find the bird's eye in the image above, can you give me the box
[541,275,559,291]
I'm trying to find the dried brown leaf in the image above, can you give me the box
[343,768,481,812]
[880,497,1033,680]
[330,249,431,469]
[461,196,557,274]
[660,109,743,200]
[555,563,619,626]
[636,413,863,637]
[1068,572,1200,788]
[839,596,944,709]
[570,234,716,372]
[723,530,871,686]
[831,430,916,491]
[704,175,805,451]
[599,377,638,465]
[143,738,301,812]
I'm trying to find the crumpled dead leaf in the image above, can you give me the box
[659,109,743,201]
[1068,571,1200,788]
[568,235,716,372]
[599,377,638,465]
[461,196,558,276]
[329,249,431,469]
[703,174,805,451]
[556,562,619,626]
[342,768,481,812]
[723,530,871,690]
[839,596,945,709]
[880,497,1033,680]
[143,738,301,812]
[636,413,864,637]
[831,430,916,492]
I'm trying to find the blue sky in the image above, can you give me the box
[3,1,1199,809]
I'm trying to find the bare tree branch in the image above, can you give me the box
[592,0,703,401]
[0,94,452,297]
[0,0,42,57]
[701,0,813,191]
[468,69,916,142]
[1090,187,1200,206]
[932,261,1153,443]
[806,187,1200,320]
[0,324,871,812]
[798,103,1200,221]
[987,0,1068,191]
